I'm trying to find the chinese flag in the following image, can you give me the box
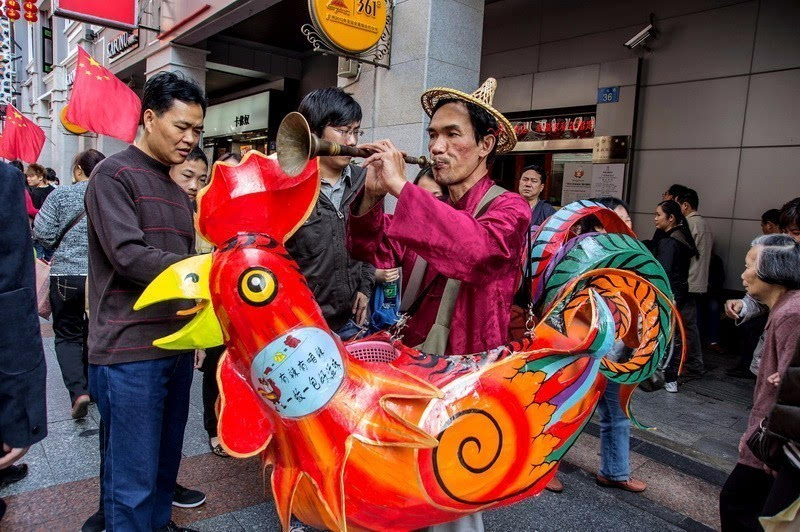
[66,47,141,143]
[0,104,46,163]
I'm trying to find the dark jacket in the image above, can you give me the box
[530,199,557,228]
[286,164,375,331]
[85,146,195,365]
[0,162,47,448]
[770,341,800,445]
[646,225,697,303]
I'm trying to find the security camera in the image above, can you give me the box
[624,14,657,50]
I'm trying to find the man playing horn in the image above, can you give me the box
[348,76,531,531]
[349,78,529,361]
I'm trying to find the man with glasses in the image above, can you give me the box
[285,88,375,341]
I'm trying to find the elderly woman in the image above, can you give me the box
[719,234,800,531]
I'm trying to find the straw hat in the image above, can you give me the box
[421,77,516,154]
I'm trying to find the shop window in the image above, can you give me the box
[42,17,53,74]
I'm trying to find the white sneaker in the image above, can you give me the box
[664,381,678,393]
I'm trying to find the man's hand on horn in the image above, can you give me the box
[360,140,408,198]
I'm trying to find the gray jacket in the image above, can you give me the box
[33,181,89,276]
[285,164,375,331]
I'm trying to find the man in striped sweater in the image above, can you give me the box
[84,72,206,532]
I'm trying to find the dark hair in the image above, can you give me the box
[676,188,699,210]
[217,152,241,164]
[45,167,58,184]
[298,87,362,137]
[185,147,208,168]
[779,197,800,231]
[26,163,45,177]
[9,160,24,172]
[666,184,689,198]
[594,196,631,213]
[657,199,698,254]
[761,208,781,225]
[657,199,686,226]
[521,164,547,184]
[141,71,207,121]
[432,98,499,165]
[579,196,631,233]
[72,149,106,178]
[412,165,447,196]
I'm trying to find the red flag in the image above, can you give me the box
[66,47,141,143]
[0,104,46,163]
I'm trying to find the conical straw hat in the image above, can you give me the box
[420,77,516,154]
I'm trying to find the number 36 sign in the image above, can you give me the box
[308,0,388,54]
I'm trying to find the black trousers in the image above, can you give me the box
[49,275,88,404]
[720,463,774,531]
[200,345,225,438]
[762,463,800,519]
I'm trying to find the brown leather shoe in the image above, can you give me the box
[71,394,90,419]
[596,474,646,493]
[545,476,564,493]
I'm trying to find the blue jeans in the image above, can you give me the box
[597,381,631,481]
[336,319,367,341]
[89,353,193,531]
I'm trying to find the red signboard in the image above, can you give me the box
[54,0,138,31]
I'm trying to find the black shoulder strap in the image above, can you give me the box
[52,210,86,251]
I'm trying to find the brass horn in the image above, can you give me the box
[276,112,430,177]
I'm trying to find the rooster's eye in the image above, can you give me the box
[238,267,277,306]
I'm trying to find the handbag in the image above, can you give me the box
[747,418,787,470]
[34,210,86,319]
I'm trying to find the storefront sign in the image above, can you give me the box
[597,86,619,104]
[308,0,388,54]
[561,163,592,205]
[591,163,625,198]
[107,30,139,62]
[54,0,138,32]
[512,114,595,142]
[204,92,270,138]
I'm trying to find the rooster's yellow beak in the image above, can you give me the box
[134,254,224,350]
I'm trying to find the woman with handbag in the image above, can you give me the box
[32,149,105,420]
[645,200,699,393]
[753,341,800,531]
[719,234,800,531]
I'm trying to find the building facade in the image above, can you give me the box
[5,0,800,289]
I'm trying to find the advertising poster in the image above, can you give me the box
[591,163,625,198]
[561,163,592,205]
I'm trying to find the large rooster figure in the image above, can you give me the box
[135,152,681,531]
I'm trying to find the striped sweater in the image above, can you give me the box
[85,145,195,365]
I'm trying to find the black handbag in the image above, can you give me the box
[747,418,787,470]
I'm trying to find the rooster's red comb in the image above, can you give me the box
[196,152,319,247]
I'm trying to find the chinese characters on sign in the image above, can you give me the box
[512,115,596,142]
[249,327,345,418]
[234,114,250,128]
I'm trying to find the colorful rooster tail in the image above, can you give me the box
[529,201,684,427]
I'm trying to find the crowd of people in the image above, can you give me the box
[0,70,798,532]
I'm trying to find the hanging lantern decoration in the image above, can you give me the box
[5,9,20,21]
[6,0,21,9]
[22,0,35,23]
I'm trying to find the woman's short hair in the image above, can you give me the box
[751,234,800,289]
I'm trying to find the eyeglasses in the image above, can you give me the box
[331,127,363,139]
